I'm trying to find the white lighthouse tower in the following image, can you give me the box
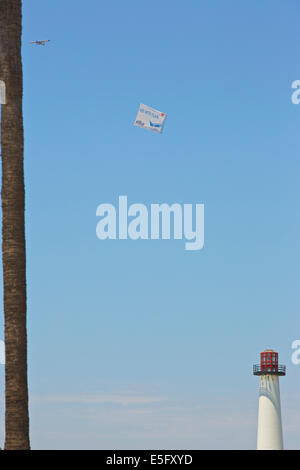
[253,349,286,450]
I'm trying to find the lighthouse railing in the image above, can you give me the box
[253,364,286,375]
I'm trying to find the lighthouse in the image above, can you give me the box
[253,349,286,450]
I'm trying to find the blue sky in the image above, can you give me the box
[0,0,300,449]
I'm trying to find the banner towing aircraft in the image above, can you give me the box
[29,40,51,46]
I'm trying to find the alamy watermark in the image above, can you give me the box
[0,340,4,365]
[0,80,6,104]
[291,340,300,365]
[96,196,204,251]
[291,80,300,104]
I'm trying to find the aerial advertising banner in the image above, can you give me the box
[134,103,166,134]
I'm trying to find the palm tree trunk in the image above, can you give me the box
[0,0,30,449]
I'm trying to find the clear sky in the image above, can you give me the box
[0,0,300,449]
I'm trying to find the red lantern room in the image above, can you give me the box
[253,349,286,376]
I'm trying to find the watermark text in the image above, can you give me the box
[96,196,204,251]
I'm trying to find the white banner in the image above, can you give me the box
[134,103,166,133]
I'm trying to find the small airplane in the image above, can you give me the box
[149,121,162,128]
[29,40,51,46]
